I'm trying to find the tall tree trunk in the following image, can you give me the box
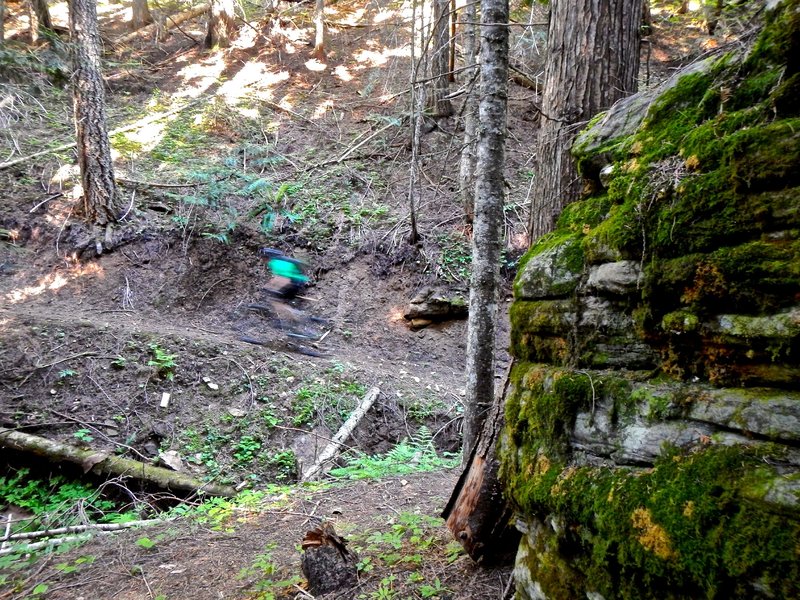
[312,0,325,60]
[205,0,237,48]
[527,0,642,243]
[131,0,153,30]
[428,0,453,117]
[462,0,508,463]
[459,0,479,224]
[29,0,52,43]
[69,0,120,226]
[1,0,6,45]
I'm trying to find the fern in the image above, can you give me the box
[328,429,458,481]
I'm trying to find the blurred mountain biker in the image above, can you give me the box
[259,248,309,301]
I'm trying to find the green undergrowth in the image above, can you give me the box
[329,427,460,480]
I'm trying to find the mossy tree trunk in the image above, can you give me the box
[463,0,508,463]
[459,0,480,223]
[527,0,643,243]
[131,0,153,30]
[69,0,121,226]
[427,0,453,117]
[0,0,6,45]
[205,0,237,48]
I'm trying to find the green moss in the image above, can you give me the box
[503,444,800,599]
[661,310,700,334]
[510,301,576,363]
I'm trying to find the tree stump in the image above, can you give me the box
[301,522,358,596]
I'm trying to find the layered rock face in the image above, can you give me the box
[502,2,800,598]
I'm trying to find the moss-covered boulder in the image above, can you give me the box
[504,1,800,598]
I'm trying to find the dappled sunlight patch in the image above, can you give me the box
[5,263,104,304]
[334,65,354,82]
[218,62,288,105]
[353,44,411,68]
[175,55,227,101]
[305,58,327,72]
[312,99,334,120]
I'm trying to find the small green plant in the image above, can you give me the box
[266,450,296,481]
[148,343,177,380]
[58,368,77,379]
[110,355,127,369]
[419,578,448,598]
[73,429,94,444]
[233,436,261,465]
[136,536,156,550]
[329,428,459,480]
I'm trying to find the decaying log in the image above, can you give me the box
[300,386,380,481]
[0,428,235,497]
[301,522,358,596]
[116,4,211,45]
[441,363,520,565]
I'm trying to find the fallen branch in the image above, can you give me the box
[0,533,94,556]
[116,3,210,45]
[0,428,235,497]
[300,387,380,482]
[1,518,163,543]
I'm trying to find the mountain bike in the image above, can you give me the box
[239,296,331,356]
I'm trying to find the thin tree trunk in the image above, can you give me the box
[312,0,325,59]
[29,0,52,43]
[528,0,642,243]
[131,0,153,30]
[428,0,453,117]
[205,0,237,48]
[69,0,121,226]
[459,0,479,224]
[462,0,508,463]
[0,0,5,45]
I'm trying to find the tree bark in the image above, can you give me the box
[69,0,121,226]
[462,0,508,464]
[427,0,453,117]
[528,0,642,243]
[0,0,6,45]
[131,0,153,30]
[311,0,325,59]
[458,0,479,224]
[205,0,237,48]
[29,0,53,43]
[443,365,519,564]
[0,428,235,497]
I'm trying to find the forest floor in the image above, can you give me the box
[0,0,723,597]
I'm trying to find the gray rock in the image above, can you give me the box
[586,261,643,295]
[613,420,715,465]
[516,236,584,300]
[572,56,718,177]
[709,306,800,340]
[688,387,800,442]
[404,287,468,322]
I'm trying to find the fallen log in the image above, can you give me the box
[441,362,520,565]
[116,4,210,45]
[0,428,235,497]
[300,387,380,481]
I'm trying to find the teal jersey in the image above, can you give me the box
[269,257,309,283]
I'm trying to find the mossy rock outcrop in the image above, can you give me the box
[503,1,800,598]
